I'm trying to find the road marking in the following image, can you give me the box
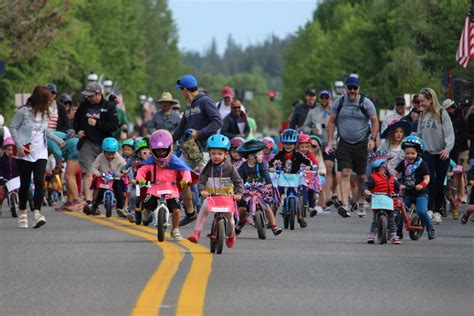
[65,212,184,316]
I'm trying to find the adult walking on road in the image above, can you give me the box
[10,85,65,228]
[147,92,181,133]
[173,74,223,226]
[221,99,250,139]
[326,76,379,218]
[215,86,245,119]
[289,88,317,130]
[74,82,119,214]
[416,88,454,225]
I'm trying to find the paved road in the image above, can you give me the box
[1,206,473,316]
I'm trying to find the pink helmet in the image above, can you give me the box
[150,129,173,166]
[2,137,14,148]
[298,134,311,144]
[262,136,275,150]
[230,137,245,149]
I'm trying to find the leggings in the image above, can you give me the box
[422,152,450,212]
[17,159,48,211]
[93,180,124,209]
[193,199,235,236]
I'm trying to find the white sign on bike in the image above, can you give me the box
[371,194,394,211]
[156,190,172,195]
[6,177,20,191]
[99,183,110,189]
[210,206,230,213]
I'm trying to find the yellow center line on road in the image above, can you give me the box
[105,217,214,316]
[65,212,184,316]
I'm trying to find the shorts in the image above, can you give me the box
[323,150,336,162]
[336,139,368,175]
[64,138,79,161]
[78,140,102,173]
[143,194,180,211]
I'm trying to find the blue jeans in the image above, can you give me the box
[398,194,433,234]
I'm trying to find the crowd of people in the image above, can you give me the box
[0,72,472,248]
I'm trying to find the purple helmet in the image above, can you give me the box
[150,129,174,166]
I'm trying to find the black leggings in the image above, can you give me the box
[16,159,48,211]
[423,152,450,212]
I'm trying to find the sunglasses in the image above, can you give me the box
[232,106,241,109]
[346,86,358,91]
[419,88,432,99]
[320,95,330,100]
[63,101,72,105]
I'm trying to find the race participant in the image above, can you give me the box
[221,99,250,140]
[147,92,181,133]
[297,134,319,216]
[309,135,327,211]
[136,130,193,241]
[187,134,243,248]
[173,74,223,226]
[229,137,245,168]
[121,139,135,163]
[290,88,317,130]
[86,137,133,222]
[415,88,454,225]
[236,139,283,236]
[392,136,436,240]
[261,136,275,164]
[363,151,399,244]
[326,76,379,218]
[381,96,408,132]
[269,129,312,228]
[461,167,474,224]
[47,131,82,212]
[0,137,19,213]
[74,82,119,215]
[379,119,412,175]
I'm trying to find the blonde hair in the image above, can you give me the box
[386,127,405,147]
[419,87,441,122]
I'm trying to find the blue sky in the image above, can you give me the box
[168,0,317,55]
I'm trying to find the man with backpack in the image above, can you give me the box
[215,86,245,119]
[325,76,379,218]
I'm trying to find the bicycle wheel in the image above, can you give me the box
[210,218,217,253]
[255,210,266,240]
[216,219,225,254]
[157,208,166,242]
[377,214,388,244]
[289,199,296,230]
[409,213,425,241]
[10,193,18,218]
[104,194,112,218]
[283,214,289,229]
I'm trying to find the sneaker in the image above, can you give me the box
[91,204,101,216]
[357,203,366,218]
[326,196,336,207]
[226,234,236,248]
[432,212,443,225]
[142,210,152,226]
[171,228,183,241]
[82,203,93,215]
[391,236,401,244]
[427,228,436,240]
[55,200,72,212]
[367,233,375,244]
[235,223,245,236]
[32,212,46,229]
[18,213,28,229]
[461,212,471,225]
[397,231,404,240]
[351,203,358,213]
[272,226,283,236]
[298,218,307,228]
[179,213,197,227]
[119,209,135,223]
[337,205,350,218]
[309,207,318,217]
[427,210,434,220]
[453,207,459,220]
[67,200,83,212]
[188,231,201,243]
[439,207,447,218]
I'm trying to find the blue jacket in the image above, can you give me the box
[173,92,223,149]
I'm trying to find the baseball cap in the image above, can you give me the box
[46,83,57,93]
[441,99,456,109]
[176,75,198,90]
[395,96,406,104]
[221,86,234,98]
[81,82,103,96]
[345,76,360,87]
[305,88,317,96]
[319,90,331,97]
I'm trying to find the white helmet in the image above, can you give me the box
[88,71,98,82]
[139,94,147,101]
[147,97,154,103]
[103,79,113,88]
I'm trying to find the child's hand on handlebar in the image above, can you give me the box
[137,179,147,186]
[200,190,209,199]
[415,184,423,191]
[179,179,189,188]
[233,194,242,201]
[363,190,371,196]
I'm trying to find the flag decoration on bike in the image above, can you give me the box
[456,2,474,68]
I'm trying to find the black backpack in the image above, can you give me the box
[335,94,369,121]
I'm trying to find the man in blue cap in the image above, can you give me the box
[173,74,223,226]
[325,76,379,218]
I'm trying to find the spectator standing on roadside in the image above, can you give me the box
[290,88,317,130]
[221,99,250,140]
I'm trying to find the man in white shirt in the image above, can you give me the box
[215,86,245,118]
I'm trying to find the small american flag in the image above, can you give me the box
[456,4,474,68]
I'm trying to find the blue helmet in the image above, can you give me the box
[280,129,299,144]
[368,151,393,170]
[207,134,230,150]
[401,136,425,152]
[102,137,119,153]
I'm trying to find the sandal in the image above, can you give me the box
[18,213,28,229]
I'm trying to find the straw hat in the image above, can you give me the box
[156,92,178,105]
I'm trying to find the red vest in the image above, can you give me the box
[371,172,395,194]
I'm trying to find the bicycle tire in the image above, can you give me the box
[210,218,217,253]
[255,210,266,240]
[289,199,296,230]
[283,214,289,229]
[105,193,112,218]
[409,213,425,241]
[216,219,225,254]
[377,214,388,244]
[135,211,142,225]
[157,208,166,242]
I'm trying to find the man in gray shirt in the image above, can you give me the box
[326,76,379,218]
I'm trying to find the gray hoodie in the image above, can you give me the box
[416,110,455,154]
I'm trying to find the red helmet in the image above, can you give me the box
[298,134,311,144]
[230,137,245,149]
[262,136,275,150]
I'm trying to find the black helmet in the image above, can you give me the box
[236,139,267,157]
